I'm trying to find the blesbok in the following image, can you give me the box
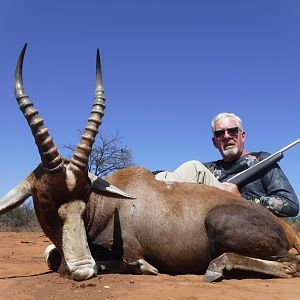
[1,44,300,282]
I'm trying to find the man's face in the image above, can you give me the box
[212,117,246,161]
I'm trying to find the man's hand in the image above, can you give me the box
[220,182,241,197]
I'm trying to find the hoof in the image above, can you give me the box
[45,244,61,272]
[126,258,159,275]
[137,259,159,275]
[203,270,223,283]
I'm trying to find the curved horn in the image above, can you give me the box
[69,49,106,172]
[14,44,64,173]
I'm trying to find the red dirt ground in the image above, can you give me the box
[1,231,300,299]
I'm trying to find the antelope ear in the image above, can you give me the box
[0,173,34,214]
[88,172,135,199]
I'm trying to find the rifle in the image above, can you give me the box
[226,138,300,186]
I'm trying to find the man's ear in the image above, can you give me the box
[241,131,246,143]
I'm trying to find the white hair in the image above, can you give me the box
[211,112,243,133]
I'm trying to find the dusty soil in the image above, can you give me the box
[1,232,300,299]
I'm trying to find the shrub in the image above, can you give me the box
[0,200,40,231]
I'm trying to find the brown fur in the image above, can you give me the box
[273,217,300,253]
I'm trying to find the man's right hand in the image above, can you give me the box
[220,182,241,197]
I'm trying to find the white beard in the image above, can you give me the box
[222,146,239,159]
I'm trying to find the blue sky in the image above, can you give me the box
[0,0,299,200]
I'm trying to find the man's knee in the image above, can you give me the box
[155,171,181,182]
[175,160,206,174]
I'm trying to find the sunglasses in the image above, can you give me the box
[214,127,240,138]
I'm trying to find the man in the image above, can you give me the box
[155,112,299,217]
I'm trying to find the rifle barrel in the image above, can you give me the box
[279,138,300,153]
[226,138,300,186]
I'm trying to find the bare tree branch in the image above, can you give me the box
[63,131,134,177]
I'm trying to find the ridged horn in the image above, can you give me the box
[69,49,106,172]
[14,44,64,173]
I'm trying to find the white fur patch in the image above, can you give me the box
[163,182,174,189]
[65,168,77,192]
[58,201,97,281]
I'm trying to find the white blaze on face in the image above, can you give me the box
[58,200,97,281]
[65,168,77,192]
